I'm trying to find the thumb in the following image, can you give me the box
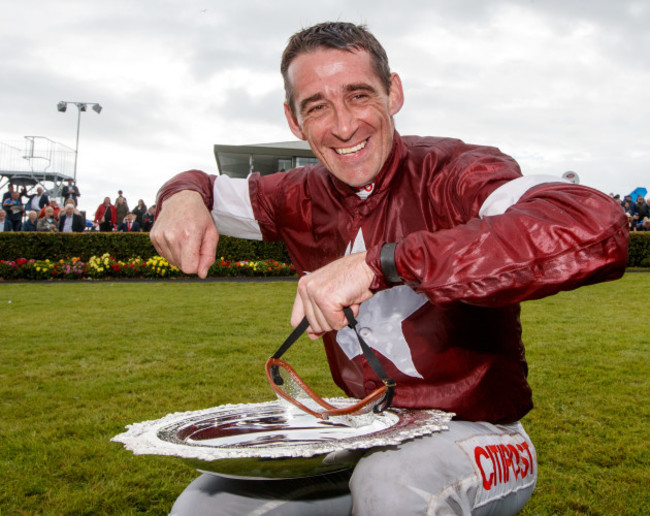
[290,291,306,328]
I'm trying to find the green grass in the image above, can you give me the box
[0,276,648,515]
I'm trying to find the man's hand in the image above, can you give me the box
[291,252,376,338]
[150,190,219,278]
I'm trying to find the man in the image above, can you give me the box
[59,202,86,233]
[117,212,140,232]
[94,197,117,232]
[151,22,628,515]
[61,179,81,205]
[2,191,25,231]
[27,186,49,212]
[2,184,26,209]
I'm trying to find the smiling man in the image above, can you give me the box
[151,22,628,515]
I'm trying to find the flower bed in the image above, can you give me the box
[0,254,296,280]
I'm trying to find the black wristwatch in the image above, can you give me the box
[379,242,402,285]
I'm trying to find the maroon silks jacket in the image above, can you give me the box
[157,133,628,423]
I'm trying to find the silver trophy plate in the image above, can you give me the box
[112,398,453,479]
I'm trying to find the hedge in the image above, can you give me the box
[0,231,648,266]
[625,232,650,266]
[0,232,292,264]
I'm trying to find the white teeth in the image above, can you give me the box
[335,140,367,155]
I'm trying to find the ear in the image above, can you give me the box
[284,102,306,140]
[388,73,405,116]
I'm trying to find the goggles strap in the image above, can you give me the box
[342,307,395,413]
[269,315,309,385]
[269,308,395,412]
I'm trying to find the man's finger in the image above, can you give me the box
[197,227,219,278]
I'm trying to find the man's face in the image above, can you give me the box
[284,48,404,187]
[37,187,43,195]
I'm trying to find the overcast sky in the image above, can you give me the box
[1,0,648,215]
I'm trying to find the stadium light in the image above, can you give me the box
[57,101,103,183]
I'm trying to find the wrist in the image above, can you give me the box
[380,242,402,285]
[365,242,403,291]
[155,170,215,218]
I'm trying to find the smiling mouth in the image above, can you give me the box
[335,139,367,156]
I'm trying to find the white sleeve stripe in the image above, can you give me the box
[478,175,570,218]
[212,175,263,240]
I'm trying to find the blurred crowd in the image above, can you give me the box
[1,179,156,233]
[611,192,650,232]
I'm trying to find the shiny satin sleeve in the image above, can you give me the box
[374,180,628,306]
[155,169,217,215]
[155,169,263,239]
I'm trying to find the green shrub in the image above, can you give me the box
[1,231,647,267]
[627,232,650,266]
[0,232,291,263]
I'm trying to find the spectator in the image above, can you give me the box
[61,179,81,205]
[94,197,117,231]
[0,209,10,231]
[2,191,25,231]
[39,200,60,221]
[22,211,39,231]
[622,200,633,216]
[59,202,86,233]
[629,196,649,230]
[141,204,156,232]
[115,196,130,226]
[117,212,140,232]
[636,217,650,232]
[132,199,147,228]
[1,184,12,208]
[26,186,49,212]
[2,184,26,210]
[631,195,650,218]
[37,207,58,232]
[115,189,127,205]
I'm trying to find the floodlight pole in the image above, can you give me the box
[73,106,82,183]
[57,101,102,184]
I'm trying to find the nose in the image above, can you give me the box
[331,102,358,141]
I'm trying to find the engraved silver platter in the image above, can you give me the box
[112,398,453,479]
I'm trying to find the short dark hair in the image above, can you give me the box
[281,22,391,115]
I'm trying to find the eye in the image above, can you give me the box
[307,104,325,114]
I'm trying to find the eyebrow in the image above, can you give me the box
[299,93,324,115]
[345,83,378,95]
